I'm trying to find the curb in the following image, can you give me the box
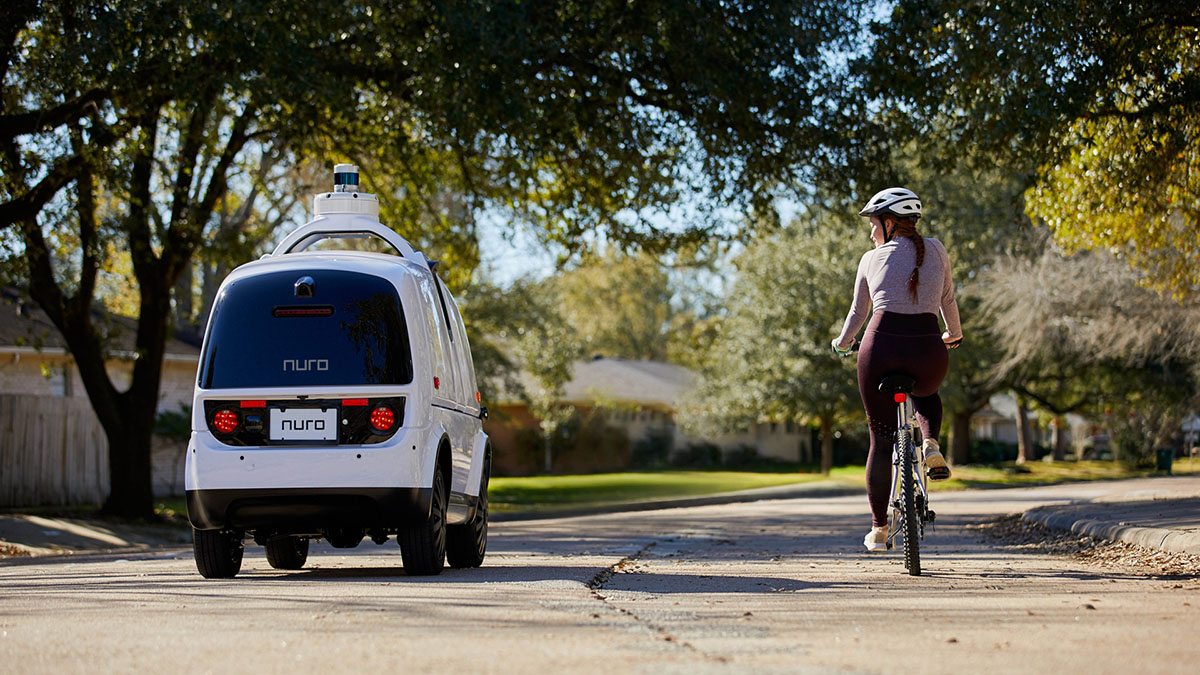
[1022,506,1200,556]
[492,481,864,522]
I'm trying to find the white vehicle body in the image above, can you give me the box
[185,170,488,554]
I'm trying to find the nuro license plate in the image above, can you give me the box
[270,407,338,442]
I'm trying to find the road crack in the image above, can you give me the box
[586,539,727,662]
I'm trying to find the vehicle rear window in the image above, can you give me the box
[199,269,413,389]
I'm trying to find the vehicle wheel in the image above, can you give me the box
[193,527,244,579]
[265,536,309,570]
[447,450,489,569]
[900,431,921,577]
[399,461,447,575]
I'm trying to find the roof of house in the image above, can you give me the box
[0,287,201,360]
[508,357,696,409]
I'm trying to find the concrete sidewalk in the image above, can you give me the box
[1023,496,1200,555]
[0,513,191,556]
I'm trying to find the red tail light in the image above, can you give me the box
[342,398,368,406]
[370,406,395,431]
[213,409,239,434]
[894,393,907,403]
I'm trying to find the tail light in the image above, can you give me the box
[213,409,239,434]
[370,406,395,432]
[894,393,907,403]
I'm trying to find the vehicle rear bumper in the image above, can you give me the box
[186,486,432,532]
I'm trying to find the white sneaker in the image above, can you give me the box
[864,523,889,552]
[924,439,950,480]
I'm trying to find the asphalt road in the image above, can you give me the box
[2,478,1199,674]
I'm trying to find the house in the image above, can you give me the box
[484,357,814,475]
[0,288,200,505]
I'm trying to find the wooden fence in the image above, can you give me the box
[0,394,110,506]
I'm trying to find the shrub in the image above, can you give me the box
[631,427,674,468]
[671,442,722,468]
[971,439,1019,464]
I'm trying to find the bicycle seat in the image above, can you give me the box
[878,374,916,395]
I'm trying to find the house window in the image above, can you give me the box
[49,365,72,397]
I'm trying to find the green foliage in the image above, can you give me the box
[981,247,1200,458]
[669,443,723,469]
[153,405,192,444]
[864,0,1200,297]
[1025,112,1199,298]
[970,439,1019,465]
[553,249,674,361]
[680,211,863,437]
[630,427,675,469]
[459,278,552,404]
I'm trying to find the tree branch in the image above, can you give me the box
[0,88,111,142]
[126,107,163,284]
[0,152,88,228]
[164,104,255,280]
[167,90,218,241]
[70,121,99,318]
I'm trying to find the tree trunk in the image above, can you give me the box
[1016,398,1033,464]
[173,258,194,333]
[102,281,172,518]
[949,410,971,465]
[819,413,833,476]
[543,428,553,474]
[102,402,157,517]
[1051,416,1067,461]
[199,260,227,330]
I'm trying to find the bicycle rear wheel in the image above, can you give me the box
[899,430,921,576]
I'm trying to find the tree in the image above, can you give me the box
[934,300,1011,465]
[510,282,583,474]
[981,246,1200,461]
[1,1,393,517]
[553,249,675,361]
[863,0,1200,297]
[2,1,870,515]
[681,213,863,474]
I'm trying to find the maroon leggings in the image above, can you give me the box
[857,312,948,527]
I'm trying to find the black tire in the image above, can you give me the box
[900,431,921,576]
[447,450,489,569]
[399,460,447,575]
[193,527,244,579]
[265,536,309,570]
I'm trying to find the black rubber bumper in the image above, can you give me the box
[187,487,432,532]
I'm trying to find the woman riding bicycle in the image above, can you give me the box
[830,187,962,553]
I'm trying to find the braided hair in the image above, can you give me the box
[885,216,924,302]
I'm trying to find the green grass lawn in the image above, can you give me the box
[929,459,1198,491]
[488,459,1197,513]
[488,467,862,513]
[139,457,1197,519]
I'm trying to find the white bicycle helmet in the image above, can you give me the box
[859,187,922,219]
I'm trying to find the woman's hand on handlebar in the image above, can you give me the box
[831,338,857,357]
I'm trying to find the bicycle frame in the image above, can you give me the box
[887,395,929,550]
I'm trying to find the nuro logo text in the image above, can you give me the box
[281,419,326,431]
[283,359,329,372]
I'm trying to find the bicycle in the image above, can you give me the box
[877,374,936,576]
[840,341,938,576]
